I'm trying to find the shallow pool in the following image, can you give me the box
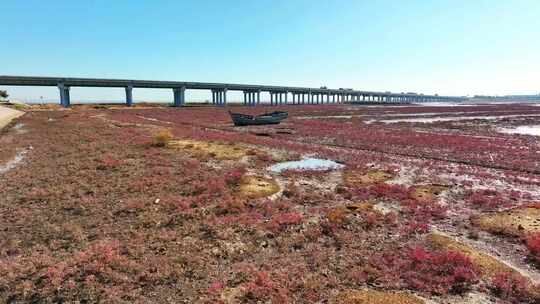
[268,157,345,173]
[499,125,540,136]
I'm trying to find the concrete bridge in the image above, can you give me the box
[0,76,465,107]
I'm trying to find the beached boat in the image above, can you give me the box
[229,110,288,126]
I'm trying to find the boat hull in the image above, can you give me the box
[229,111,288,126]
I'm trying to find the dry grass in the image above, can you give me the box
[428,233,522,278]
[343,170,394,187]
[153,129,173,147]
[327,201,380,224]
[237,175,280,199]
[345,201,378,213]
[27,103,64,111]
[472,207,540,237]
[410,185,449,203]
[168,139,262,160]
[330,289,424,304]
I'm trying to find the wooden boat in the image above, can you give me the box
[229,110,288,126]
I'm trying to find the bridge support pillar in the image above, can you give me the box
[125,85,133,106]
[222,88,227,106]
[173,86,185,107]
[58,83,71,107]
[246,92,251,106]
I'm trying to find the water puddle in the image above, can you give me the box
[374,114,540,124]
[412,102,477,107]
[499,125,540,136]
[268,157,344,172]
[296,115,353,120]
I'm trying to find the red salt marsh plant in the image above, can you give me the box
[465,189,530,210]
[0,239,181,302]
[369,246,480,296]
[266,212,303,233]
[490,272,539,303]
[526,233,540,265]
[242,271,290,303]
[96,153,123,170]
[406,247,480,294]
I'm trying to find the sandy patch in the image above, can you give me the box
[330,289,424,304]
[0,105,24,129]
[343,170,394,187]
[168,139,263,160]
[26,103,65,111]
[411,185,450,203]
[327,201,382,224]
[237,175,280,199]
[472,207,540,237]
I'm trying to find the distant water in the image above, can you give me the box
[375,114,540,124]
[499,125,540,136]
[412,102,477,107]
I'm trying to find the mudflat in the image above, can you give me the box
[1,103,540,303]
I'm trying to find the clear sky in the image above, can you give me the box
[1,0,540,102]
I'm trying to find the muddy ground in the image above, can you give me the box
[1,103,540,303]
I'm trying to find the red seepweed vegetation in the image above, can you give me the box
[490,272,538,303]
[1,104,540,303]
[526,233,540,265]
[366,246,480,296]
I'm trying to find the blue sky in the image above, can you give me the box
[1,0,540,102]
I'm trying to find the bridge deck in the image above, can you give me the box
[0,75,458,99]
[0,75,464,107]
